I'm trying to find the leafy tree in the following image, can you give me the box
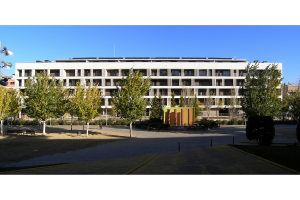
[70,82,102,136]
[179,95,184,107]
[7,89,22,126]
[0,86,11,135]
[240,63,283,118]
[171,91,177,107]
[158,93,164,119]
[204,90,215,120]
[112,68,151,137]
[23,71,68,135]
[111,101,117,121]
[281,95,290,113]
[150,94,161,121]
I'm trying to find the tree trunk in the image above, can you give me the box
[86,121,89,136]
[11,115,12,127]
[83,120,84,130]
[130,121,132,138]
[0,119,3,136]
[42,121,46,136]
[39,119,41,130]
[71,115,73,130]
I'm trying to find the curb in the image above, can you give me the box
[225,144,300,174]
[125,153,160,174]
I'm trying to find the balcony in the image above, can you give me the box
[93,79,102,86]
[107,70,118,76]
[50,70,60,77]
[195,79,212,86]
[184,70,194,76]
[171,70,181,76]
[66,70,75,77]
[93,70,102,76]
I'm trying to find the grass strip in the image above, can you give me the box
[229,144,300,173]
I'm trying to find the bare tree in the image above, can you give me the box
[181,82,194,107]
[204,90,215,120]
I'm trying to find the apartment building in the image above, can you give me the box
[282,83,299,99]
[15,57,282,118]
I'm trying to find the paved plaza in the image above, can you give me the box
[2,124,299,174]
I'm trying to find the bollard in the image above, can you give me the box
[178,143,180,152]
[77,131,81,136]
[211,139,212,147]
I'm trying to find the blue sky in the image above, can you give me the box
[1,25,300,84]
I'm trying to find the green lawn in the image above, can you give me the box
[229,145,300,172]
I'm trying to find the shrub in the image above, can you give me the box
[221,120,228,125]
[216,120,222,125]
[231,118,238,125]
[115,119,128,125]
[135,120,170,130]
[237,119,245,125]
[246,116,275,145]
[107,118,114,125]
[14,119,27,125]
[198,118,218,129]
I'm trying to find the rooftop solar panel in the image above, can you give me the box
[182,57,206,59]
[125,57,150,59]
[151,57,180,59]
[98,57,123,59]
[72,57,97,59]
[207,57,232,59]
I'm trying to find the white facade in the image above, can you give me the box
[15,57,283,117]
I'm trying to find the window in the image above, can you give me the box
[199,70,206,76]
[218,71,220,76]
[182,79,191,86]
[171,70,181,76]
[152,70,157,76]
[50,70,60,77]
[78,70,81,76]
[93,70,102,76]
[84,70,90,76]
[108,70,118,76]
[171,89,181,95]
[25,70,31,77]
[172,79,179,86]
[225,79,233,86]
[209,70,212,76]
[66,70,75,77]
[113,79,120,86]
[122,70,129,76]
[184,70,194,76]
[160,70,167,76]
[223,70,230,76]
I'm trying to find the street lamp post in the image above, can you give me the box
[0,41,13,135]
[0,41,14,81]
